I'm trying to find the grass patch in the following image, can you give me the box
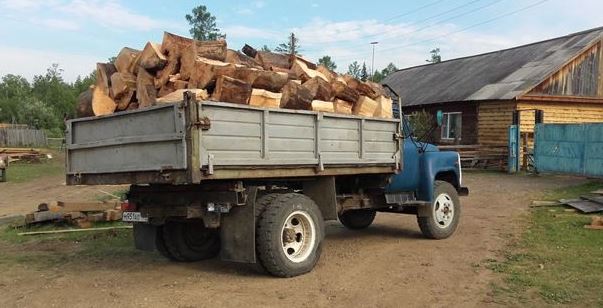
[488,181,603,306]
[96,189,128,202]
[0,222,152,269]
[4,150,64,183]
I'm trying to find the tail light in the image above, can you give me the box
[121,201,137,212]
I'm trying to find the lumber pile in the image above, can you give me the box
[0,148,49,163]
[25,201,124,228]
[77,32,393,119]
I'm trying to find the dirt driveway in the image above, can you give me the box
[0,172,583,308]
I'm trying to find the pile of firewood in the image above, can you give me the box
[77,32,393,118]
[25,201,123,229]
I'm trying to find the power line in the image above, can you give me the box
[334,0,550,62]
[344,0,505,51]
[302,0,486,52]
[383,0,449,23]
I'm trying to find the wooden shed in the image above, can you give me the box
[383,27,603,152]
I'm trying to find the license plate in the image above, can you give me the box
[122,212,149,223]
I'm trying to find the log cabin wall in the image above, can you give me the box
[476,101,517,146]
[402,101,479,145]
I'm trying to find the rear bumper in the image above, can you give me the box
[458,187,469,196]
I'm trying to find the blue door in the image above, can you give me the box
[508,125,520,173]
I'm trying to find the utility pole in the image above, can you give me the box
[370,41,379,81]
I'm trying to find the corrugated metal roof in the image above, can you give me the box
[382,27,603,107]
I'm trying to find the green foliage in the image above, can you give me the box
[275,33,300,55]
[347,61,361,79]
[406,110,434,140]
[427,48,442,63]
[0,64,95,137]
[185,5,225,41]
[369,62,398,83]
[261,45,271,52]
[360,62,369,81]
[317,55,337,71]
[487,182,603,306]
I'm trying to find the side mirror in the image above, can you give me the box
[436,110,443,127]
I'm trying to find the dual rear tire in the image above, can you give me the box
[156,220,220,262]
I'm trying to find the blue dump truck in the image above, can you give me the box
[65,90,467,277]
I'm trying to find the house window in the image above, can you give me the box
[441,112,462,140]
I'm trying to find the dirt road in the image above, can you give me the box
[0,172,582,307]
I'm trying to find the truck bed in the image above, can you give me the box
[66,100,401,185]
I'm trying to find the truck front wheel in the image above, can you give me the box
[256,193,324,277]
[417,181,460,239]
[338,209,376,230]
[161,220,220,262]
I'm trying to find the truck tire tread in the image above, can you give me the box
[417,181,460,239]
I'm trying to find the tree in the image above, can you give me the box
[426,48,441,63]
[261,45,271,52]
[275,33,300,55]
[317,55,337,71]
[186,5,225,41]
[360,62,369,81]
[107,56,117,64]
[347,61,361,79]
[371,63,398,83]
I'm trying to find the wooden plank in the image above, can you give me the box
[18,226,133,236]
[46,201,121,213]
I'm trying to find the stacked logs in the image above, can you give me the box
[77,32,393,119]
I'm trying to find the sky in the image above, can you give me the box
[0,0,602,82]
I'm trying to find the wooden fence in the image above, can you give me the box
[0,127,48,147]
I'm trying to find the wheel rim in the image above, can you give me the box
[433,193,454,229]
[280,210,316,263]
[183,222,216,252]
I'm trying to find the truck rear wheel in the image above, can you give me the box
[417,181,460,239]
[338,209,376,230]
[256,193,324,277]
[161,220,220,262]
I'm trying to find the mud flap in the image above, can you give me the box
[133,223,157,251]
[219,187,258,263]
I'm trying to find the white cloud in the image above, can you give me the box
[0,46,101,82]
[59,0,168,31]
[222,25,282,40]
[254,1,266,9]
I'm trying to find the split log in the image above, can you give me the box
[95,63,117,95]
[293,56,317,70]
[249,89,282,108]
[92,86,117,116]
[291,59,328,82]
[311,100,335,113]
[231,67,262,84]
[114,47,140,75]
[256,52,291,70]
[180,39,227,80]
[110,72,136,111]
[333,99,353,114]
[157,89,209,104]
[374,96,393,118]
[76,87,94,118]
[154,56,180,89]
[365,81,388,99]
[353,96,379,117]
[332,79,360,103]
[303,77,333,101]
[157,82,176,98]
[225,49,262,68]
[316,65,337,82]
[136,67,157,108]
[138,42,167,72]
[252,70,289,92]
[189,58,236,89]
[212,76,252,105]
[160,32,192,58]
[242,44,258,58]
[270,66,297,80]
[126,102,139,110]
[173,80,188,89]
[280,80,313,110]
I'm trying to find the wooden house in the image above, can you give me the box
[383,27,603,149]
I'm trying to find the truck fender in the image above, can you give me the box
[417,152,460,203]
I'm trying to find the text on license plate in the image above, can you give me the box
[122,212,149,222]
